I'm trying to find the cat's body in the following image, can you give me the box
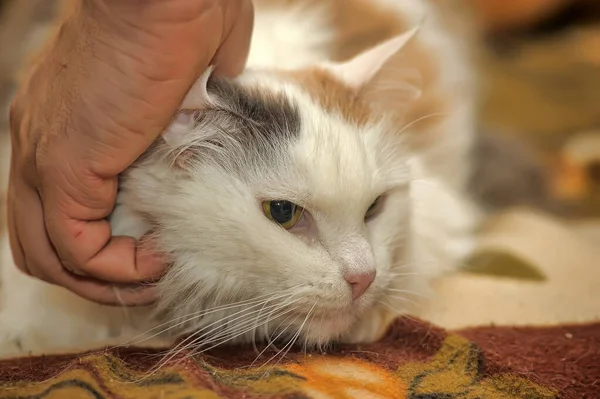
[0,0,482,358]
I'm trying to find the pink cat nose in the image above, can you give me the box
[344,270,376,300]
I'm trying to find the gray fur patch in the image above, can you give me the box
[190,78,301,166]
[207,78,300,141]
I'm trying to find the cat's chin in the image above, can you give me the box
[339,304,399,345]
[287,303,397,346]
[299,312,358,345]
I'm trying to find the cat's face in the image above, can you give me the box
[118,29,439,346]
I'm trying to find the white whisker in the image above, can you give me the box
[138,302,302,382]
[260,300,318,369]
[190,304,303,357]
[122,290,296,347]
[386,288,430,298]
[250,312,299,367]
[139,294,301,379]
[196,293,302,346]
[396,112,448,136]
[382,292,418,307]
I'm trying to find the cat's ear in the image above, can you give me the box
[161,111,202,171]
[180,66,215,109]
[327,26,420,90]
[162,67,214,146]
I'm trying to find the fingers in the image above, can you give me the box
[8,174,158,306]
[37,151,164,283]
[54,220,165,283]
[40,170,165,282]
[52,217,165,284]
[211,0,254,78]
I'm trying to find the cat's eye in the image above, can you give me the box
[263,200,305,229]
[365,196,383,220]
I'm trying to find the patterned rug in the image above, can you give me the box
[0,318,597,398]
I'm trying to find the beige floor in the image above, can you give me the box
[416,209,600,328]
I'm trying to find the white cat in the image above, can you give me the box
[0,0,481,358]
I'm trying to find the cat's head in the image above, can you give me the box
[119,28,469,346]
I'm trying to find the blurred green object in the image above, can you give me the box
[465,250,547,281]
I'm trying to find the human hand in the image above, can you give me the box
[7,0,253,305]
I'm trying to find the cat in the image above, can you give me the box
[0,0,487,358]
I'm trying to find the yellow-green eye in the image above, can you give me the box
[263,200,304,229]
[365,196,383,220]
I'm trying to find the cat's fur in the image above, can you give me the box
[0,0,482,357]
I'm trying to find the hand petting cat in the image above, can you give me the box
[6,0,254,306]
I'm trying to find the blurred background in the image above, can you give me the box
[473,0,600,220]
[0,0,599,327]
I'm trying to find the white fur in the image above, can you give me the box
[247,1,334,69]
[0,0,479,357]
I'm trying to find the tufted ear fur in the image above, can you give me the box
[162,67,215,147]
[158,67,218,170]
[161,112,196,147]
